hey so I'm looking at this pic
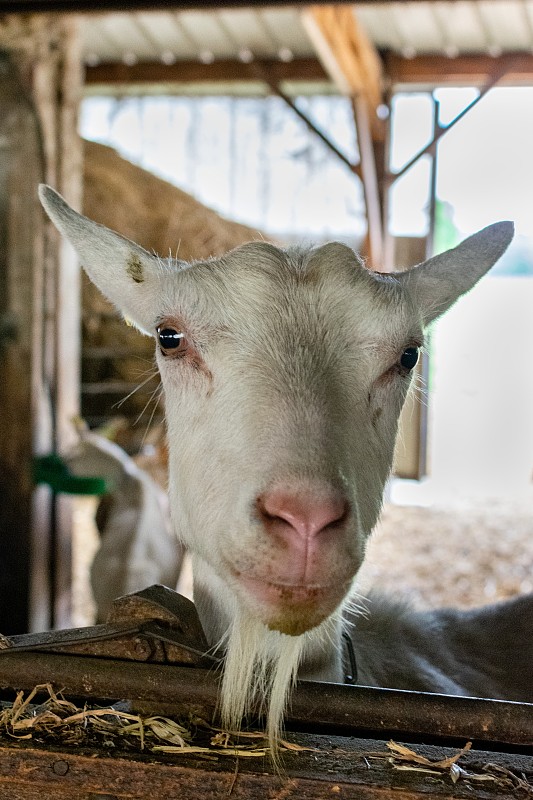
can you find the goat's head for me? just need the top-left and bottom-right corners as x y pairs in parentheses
(39, 185), (513, 742)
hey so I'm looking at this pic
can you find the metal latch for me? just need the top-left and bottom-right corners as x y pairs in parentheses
(0, 585), (217, 668)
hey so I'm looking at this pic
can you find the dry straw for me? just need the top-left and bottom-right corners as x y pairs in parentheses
(0, 683), (311, 759)
(0, 684), (530, 795)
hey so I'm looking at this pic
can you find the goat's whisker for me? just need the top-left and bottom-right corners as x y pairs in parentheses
(138, 385), (164, 448)
(113, 370), (160, 410)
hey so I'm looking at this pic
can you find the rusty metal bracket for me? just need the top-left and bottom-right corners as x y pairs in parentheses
(0, 585), (218, 668)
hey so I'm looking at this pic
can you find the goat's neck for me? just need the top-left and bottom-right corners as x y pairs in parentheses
(192, 555), (344, 683)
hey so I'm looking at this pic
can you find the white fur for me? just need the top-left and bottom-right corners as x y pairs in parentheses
(39, 185), (514, 747)
(65, 431), (182, 621)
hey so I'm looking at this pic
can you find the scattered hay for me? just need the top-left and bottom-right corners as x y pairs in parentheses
(0, 684), (308, 760)
(0, 685), (530, 794)
(385, 740), (533, 795)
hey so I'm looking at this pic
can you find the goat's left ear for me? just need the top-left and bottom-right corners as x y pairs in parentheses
(39, 184), (168, 335)
(398, 221), (514, 325)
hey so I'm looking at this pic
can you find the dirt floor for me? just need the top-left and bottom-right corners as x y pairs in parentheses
(357, 487), (533, 610)
(73, 486), (533, 627)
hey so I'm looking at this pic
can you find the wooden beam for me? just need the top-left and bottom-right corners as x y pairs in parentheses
(387, 52), (533, 87)
(0, 52), (40, 635)
(388, 56), (517, 186)
(352, 95), (383, 267)
(251, 62), (361, 177)
(2, 736), (531, 799)
(85, 57), (329, 88)
(300, 5), (386, 266)
(301, 4), (385, 140)
(2, 0), (523, 11)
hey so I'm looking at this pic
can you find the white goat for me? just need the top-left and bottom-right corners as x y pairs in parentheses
(40, 186), (527, 747)
(65, 429), (182, 622)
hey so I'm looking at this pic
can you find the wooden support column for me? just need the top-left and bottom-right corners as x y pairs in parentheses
(0, 15), (83, 633)
(0, 53), (43, 635)
(40, 16), (83, 631)
(302, 4), (386, 267)
(351, 95), (386, 268)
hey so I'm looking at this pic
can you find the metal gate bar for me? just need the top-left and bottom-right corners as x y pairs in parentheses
(0, 651), (530, 749)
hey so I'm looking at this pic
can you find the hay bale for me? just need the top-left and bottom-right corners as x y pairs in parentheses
(81, 140), (267, 429)
(83, 139), (263, 260)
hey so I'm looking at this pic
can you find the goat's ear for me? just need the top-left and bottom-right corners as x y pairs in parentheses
(398, 221), (514, 325)
(39, 184), (166, 335)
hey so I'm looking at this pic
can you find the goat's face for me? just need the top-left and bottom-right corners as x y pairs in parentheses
(157, 242), (417, 635)
(39, 186), (513, 642)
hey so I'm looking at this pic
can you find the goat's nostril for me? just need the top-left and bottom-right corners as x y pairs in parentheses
(256, 487), (349, 540)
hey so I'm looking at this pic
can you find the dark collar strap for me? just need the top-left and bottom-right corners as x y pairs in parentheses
(342, 630), (358, 685)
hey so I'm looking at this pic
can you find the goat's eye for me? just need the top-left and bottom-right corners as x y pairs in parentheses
(400, 347), (419, 371)
(157, 326), (186, 356)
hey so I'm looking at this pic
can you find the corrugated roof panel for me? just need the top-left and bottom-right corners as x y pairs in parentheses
(134, 12), (198, 61)
(431, 1), (487, 54)
(477, 0), (532, 51)
(93, 13), (161, 61)
(217, 9), (277, 58)
(256, 8), (315, 58)
(404, 3), (448, 52)
(352, 0), (533, 55)
(387, 3), (446, 55)
(176, 11), (236, 60)
(355, 4), (405, 52)
(82, 15), (122, 63)
(80, 3), (533, 75)
(524, 1), (533, 42)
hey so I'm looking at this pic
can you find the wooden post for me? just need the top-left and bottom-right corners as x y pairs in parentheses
(301, 5), (386, 267)
(0, 15), (83, 633)
(0, 53), (43, 634)
(351, 95), (384, 268)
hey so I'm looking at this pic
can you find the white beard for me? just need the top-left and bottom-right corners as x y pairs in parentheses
(218, 604), (343, 750)
(193, 556), (345, 751)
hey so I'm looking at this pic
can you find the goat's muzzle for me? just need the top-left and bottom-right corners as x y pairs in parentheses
(232, 482), (356, 635)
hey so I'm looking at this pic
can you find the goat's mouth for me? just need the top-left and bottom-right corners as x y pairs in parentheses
(234, 573), (350, 636)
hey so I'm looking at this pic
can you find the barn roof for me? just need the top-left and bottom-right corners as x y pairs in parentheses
(80, 2), (533, 96)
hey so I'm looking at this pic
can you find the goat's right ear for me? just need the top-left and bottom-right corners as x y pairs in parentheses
(39, 184), (166, 335)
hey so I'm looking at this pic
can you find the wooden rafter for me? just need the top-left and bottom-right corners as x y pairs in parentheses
(387, 52), (533, 87)
(388, 55), (519, 186)
(301, 4), (385, 140)
(302, 4), (386, 267)
(85, 57), (328, 88)
(250, 61), (361, 177)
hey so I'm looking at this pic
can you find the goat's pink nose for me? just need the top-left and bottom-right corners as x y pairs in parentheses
(256, 487), (349, 541)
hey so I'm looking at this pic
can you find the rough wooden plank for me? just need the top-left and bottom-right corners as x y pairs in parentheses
(386, 52), (533, 87)
(50, 17), (83, 630)
(31, 15), (84, 631)
(0, 734), (529, 800)
(85, 56), (329, 87)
